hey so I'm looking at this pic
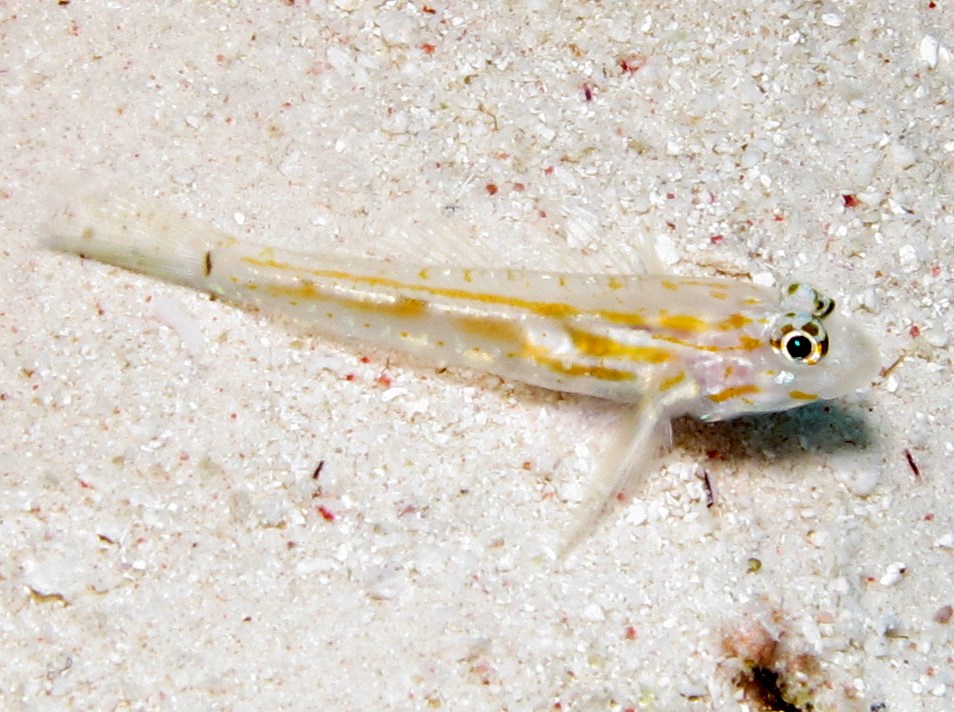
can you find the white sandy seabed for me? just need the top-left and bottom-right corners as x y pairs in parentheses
(1, 2), (952, 711)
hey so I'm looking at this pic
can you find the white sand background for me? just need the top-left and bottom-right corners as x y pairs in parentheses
(3, 2), (953, 710)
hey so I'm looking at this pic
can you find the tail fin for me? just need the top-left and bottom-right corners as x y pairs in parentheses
(44, 193), (238, 290)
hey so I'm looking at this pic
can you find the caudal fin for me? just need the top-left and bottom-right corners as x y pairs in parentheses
(44, 192), (238, 289)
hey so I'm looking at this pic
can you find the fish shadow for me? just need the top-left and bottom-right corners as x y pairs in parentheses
(669, 401), (876, 472)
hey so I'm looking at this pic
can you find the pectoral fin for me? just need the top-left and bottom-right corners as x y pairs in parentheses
(560, 390), (671, 557)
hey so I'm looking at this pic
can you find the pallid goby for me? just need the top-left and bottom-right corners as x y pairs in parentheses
(45, 193), (879, 551)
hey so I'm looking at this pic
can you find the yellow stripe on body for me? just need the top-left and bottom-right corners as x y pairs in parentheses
(707, 384), (761, 403)
(522, 344), (637, 382)
(451, 315), (526, 348)
(653, 334), (763, 352)
(657, 312), (707, 332)
(566, 325), (672, 364)
(660, 371), (686, 391)
(656, 311), (751, 333)
(245, 257), (751, 330)
(244, 256), (760, 336)
(716, 313), (752, 330)
(243, 258), (766, 380)
(245, 256), (585, 319)
(265, 280), (430, 319)
(453, 316), (641, 383)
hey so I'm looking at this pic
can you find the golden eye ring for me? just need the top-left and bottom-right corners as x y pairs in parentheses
(771, 313), (829, 365)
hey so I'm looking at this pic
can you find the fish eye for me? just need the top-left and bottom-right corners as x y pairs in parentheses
(771, 313), (829, 365)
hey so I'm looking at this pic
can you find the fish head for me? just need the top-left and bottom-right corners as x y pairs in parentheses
(696, 282), (879, 421)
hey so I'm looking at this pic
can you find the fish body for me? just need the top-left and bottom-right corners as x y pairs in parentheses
(46, 194), (879, 545)
(209, 251), (873, 419)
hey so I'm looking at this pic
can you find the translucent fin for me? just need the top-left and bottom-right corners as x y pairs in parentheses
(364, 191), (664, 275)
(46, 189), (666, 286)
(560, 391), (669, 558)
(44, 192), (237, 290)
(559, 199), (664, 275)
(360, 193), (493, 267)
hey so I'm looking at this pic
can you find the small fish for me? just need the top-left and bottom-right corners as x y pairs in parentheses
(45, 193), (879, 548)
